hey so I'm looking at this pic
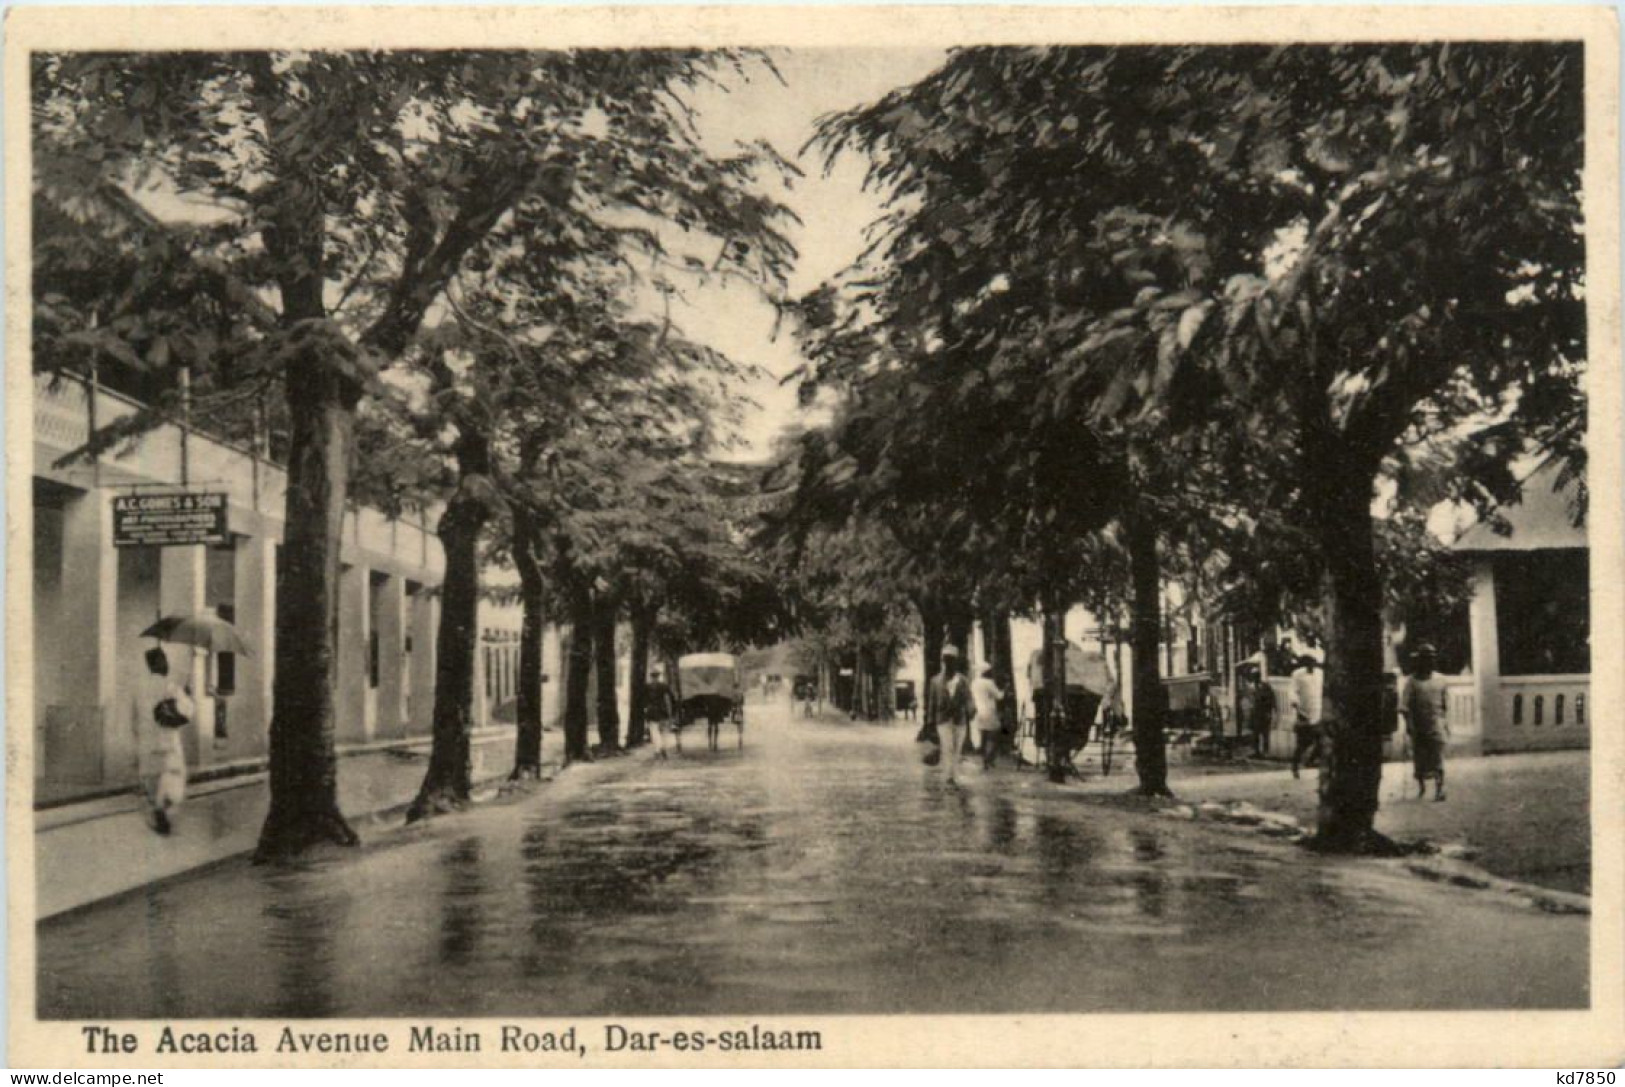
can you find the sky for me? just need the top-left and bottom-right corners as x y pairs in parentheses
(671, 48), (948, 461)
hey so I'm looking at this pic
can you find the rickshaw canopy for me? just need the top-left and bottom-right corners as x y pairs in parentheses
(677, 653), (742, 699)
(1027, 642), (1115, 695)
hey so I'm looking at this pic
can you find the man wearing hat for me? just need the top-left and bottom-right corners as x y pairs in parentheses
(926, 645), (972, 784)
(1288, 653), (1324, 779)
(1402, 642), (1449, 801)
(644, 666), (676, 760)
(970, 661), (1007, 770)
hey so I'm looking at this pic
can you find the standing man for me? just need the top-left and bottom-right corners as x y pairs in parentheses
(132, 646), (193, 835)
(970, 662), (1006, 770)
(1247, 671), (1276, 758)
(644, 667), (676, 760)
(1289, 654), (1324, 779)
(1402, 643), (1450, 801)
(927, 646), (972, 784)
(1075, 642), (1118, 746)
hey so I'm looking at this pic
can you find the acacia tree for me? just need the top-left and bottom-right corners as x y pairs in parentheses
(506, 354), (772, 767)
(35, 49), (796, 858)
(811, 43), (1582, 815)
(1058, 45), (1583, 848)
(787, 153), (1141, 782)
(612, 463), (785, 745)
(829, 44), (1582, 845)
(807, 55), (1207, 785)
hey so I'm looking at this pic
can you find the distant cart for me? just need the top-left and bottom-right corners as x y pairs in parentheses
(793, 674), (819, 715)
(1163, 673), (1220, 739)
(1166, 673), (1238, 759)
(894, 679), (918, 719)
(677, 652), (744, 751)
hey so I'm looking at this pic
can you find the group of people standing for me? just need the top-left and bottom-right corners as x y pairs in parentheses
(921, 634), (1452, 800)
(924, 645), (1006, 785)
(1242, 640), (1450, 801)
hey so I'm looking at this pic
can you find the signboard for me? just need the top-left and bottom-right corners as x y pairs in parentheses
(112, 492), (228, 547)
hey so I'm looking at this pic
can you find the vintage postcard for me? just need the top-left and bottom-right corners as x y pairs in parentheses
(5, 4), (1622, 1069)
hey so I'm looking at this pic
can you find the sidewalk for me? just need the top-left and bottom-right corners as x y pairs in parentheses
(1162, 750), (1590, 895)
(35, 727), (522, 919)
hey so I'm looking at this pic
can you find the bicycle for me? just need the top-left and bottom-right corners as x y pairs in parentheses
(1094, 709), (1126, 777)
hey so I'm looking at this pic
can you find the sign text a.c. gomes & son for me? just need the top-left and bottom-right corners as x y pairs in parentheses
(111, 492), (229, 548)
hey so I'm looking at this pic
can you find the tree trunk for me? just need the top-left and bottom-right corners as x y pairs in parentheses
(945, 609), (973, 661)
(562, 587), (594, 764)
(255, 356), (361, 860)
(860, 644), (876, 719)
(879, 642), (896, 720)
(510, 509), (546, 780)
(406, 464), (489, 823)
(593, 596), (620, 751)
(983, 606), (1018, 732)
(1127, 504), (1172, 796)
(917, 596), (944, 743)
(1041, 600), (1069, 783)
(626, 606), (654, 747)
(1312, 481), (1391, 851)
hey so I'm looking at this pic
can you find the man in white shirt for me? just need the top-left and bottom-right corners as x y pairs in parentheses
(970, 662), (1005, 770)
(1289, 654), (1324, 779)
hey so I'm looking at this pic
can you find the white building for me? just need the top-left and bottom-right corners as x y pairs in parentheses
(29, 372), (538, 806)
(1454, 460), (1590, 754)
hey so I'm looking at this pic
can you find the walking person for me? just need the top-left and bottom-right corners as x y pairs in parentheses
(644, 667), (677, 760)
(970, 662), (1006, 770)
(1246, 670), (1275, 757)
(1402, 643), (1449, 801)
(131, 646), (193, 835)
(926, 646), (972, 784)
(1289, 654), (1324, 779)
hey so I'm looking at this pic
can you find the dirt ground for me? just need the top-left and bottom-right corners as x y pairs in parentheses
(1158, 750), (1590, 895)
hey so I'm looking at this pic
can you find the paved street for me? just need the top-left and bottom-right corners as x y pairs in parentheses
(38, 703), (1586, 1019)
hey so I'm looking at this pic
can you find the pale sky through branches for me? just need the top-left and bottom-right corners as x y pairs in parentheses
(124, 49), (949, 461)
(678, 48), (947, 461)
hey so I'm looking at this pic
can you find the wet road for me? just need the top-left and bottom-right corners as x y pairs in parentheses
(38, 704), (1586, 1018)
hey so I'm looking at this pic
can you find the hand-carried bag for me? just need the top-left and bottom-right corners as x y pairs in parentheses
(153, 697), (191, 730)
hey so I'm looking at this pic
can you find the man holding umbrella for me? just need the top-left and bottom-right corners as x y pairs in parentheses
(135, 612), (252, 834)
(131, 645), (193, 835)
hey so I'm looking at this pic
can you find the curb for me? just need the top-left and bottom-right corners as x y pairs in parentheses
(1154, 797), (1591, 917)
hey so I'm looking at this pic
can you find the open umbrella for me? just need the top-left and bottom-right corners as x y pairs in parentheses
(141, 613), (253, 656)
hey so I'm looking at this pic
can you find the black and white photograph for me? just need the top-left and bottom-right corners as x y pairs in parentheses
(6, 4), (1621, 1068)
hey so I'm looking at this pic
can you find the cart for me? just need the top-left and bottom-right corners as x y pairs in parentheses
(894, 679), (918, 720)
(1023, 643), (1121, 778)
(677, 652), (744, 751)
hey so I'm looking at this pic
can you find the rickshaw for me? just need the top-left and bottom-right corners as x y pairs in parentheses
(676, 652), (744, 751)
(1021, 642), (1122, 778)
(793, 674), (819, 716)
(894, 679), (918, 720)
(1164, 673), (1223, 754)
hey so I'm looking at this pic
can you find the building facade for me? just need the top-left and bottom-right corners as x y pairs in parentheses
(30, 372), (534, 805)
(1455, 462), (1590, 754)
